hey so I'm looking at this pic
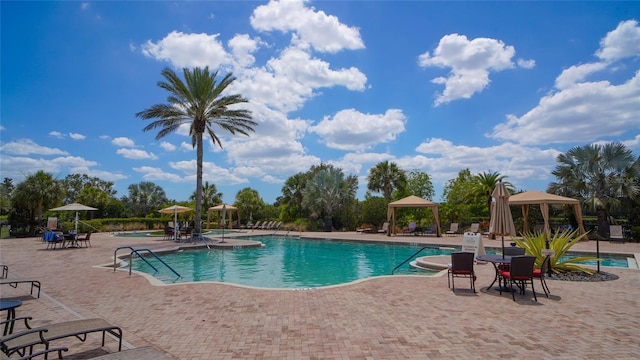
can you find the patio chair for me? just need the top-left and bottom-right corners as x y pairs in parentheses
(499, 255), (537, 301)
(609, 225), (624, 243)
(447, 252), (476, 293)
(76, 232), (92, 247)
(533, 255), (551, 297)
(468, 223), (479, 233)
(0, 278), (41, 298)
(163, 226), (174, 240)
(43, 232), (64, 250)
(0, 265), (7, 279)
(1, 317), (122, 358)
(503, 246), (525, 256)
(356, 225), (372, 234)
(445, 223), (459, 236)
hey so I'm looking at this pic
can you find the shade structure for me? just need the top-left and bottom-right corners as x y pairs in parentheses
(508, 190), (587, 240)
(159, 205), (192, 242)
(50, 203), (98, 234)
(207, 204), (239, 229)
(386, 195), (442, 236)
(490, 182), (516, 258)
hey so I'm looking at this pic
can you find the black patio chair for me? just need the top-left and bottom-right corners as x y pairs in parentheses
(447, 252), (476, 293)
(499, 255), (537, 301)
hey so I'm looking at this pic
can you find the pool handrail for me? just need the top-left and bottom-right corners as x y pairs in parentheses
(113, 246), (181, 278)
(391, 246), (441, 275)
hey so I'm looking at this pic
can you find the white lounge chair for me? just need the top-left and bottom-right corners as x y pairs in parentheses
(445, 223), (459, 236)
(610, 225), (624, 243)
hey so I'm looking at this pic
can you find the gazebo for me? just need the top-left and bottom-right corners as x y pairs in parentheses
(207, 204), (239, 229)
(387, 195), (442, 237)
(508, 190), (587, 240)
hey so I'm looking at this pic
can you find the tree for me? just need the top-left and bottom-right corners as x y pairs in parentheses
(441, 169), (477, 223)
(472, 171), (513, 217)
(548, 143), (640, 237)
(122, 182), (168, 217)
(302, 166), (358, 231)
(367, 161), (407, 201)
(280, 172), (307, 219)
(137, 66), (256, 236)
(10, 171), (62, 234)
(61, 174), (117, 204)
(0, 178), (14, 216)
(234, 187), (264, 223)
(190, 181), (223, 211)
(393, 170), (435, 200)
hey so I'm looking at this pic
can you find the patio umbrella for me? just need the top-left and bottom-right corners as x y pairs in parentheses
(159, 205), (192, 242)
(50, 203), (98, 234)
(490, 181), (516, 258)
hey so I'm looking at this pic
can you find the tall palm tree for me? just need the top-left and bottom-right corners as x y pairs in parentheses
(367, 161), (407, 201)
(137, 67), (256, 235)
(302, 167), (357, 231)
(472, 171), (513, 216)
(190, 181), (223, 212)
(548, 143), (640, 237)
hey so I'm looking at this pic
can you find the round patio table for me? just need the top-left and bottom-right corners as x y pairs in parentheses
(0, 299), (22, 335)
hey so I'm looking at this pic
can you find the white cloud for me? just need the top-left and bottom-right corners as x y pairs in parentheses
(411, 138), (561, 188)
(228, 34), (260, 68)
(418, 33), (529, 105)
(111, 137), (135, 147)
(517, 58), (536, 69)
(250, 0), (365, 53)
(133, 166), (184, 182)
(0, 139), (68, 156)
(596, 20), (640, 62)
(180, 142), (194, 151)
(69, 132), (86, 140)
(160, 141), (177, 151)
(141, 31), (230, 69)
(554, 62), (607, 90)
(116, 148), (158, 160)
(49, 131), (65, 139)
(309, 109), (406, 151)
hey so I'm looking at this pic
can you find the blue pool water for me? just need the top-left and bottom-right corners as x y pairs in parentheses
(129, 236), (630, 289)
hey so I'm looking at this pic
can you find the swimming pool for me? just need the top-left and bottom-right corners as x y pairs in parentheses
(128, 236), (630, 289)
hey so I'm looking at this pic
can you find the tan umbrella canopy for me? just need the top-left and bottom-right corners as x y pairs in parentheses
(387, 195), (442, 236)
(490, 182), (517, 257)
(50, 202), (98, 234)
(509, 190), (587, 240)
(207, 204), (239, 229)
(159, 205), (192, 242)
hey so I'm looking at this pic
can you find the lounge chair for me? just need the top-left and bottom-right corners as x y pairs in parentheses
(0, 278), (41, 298)
(403, 222), (417, 236)
(1, 318), (122, 357)
(90, 346), (173, 359)
(468, 223), (479, 233)
(356, 226), (372, 234)
(76, 232), (92, 247)
(445, 223), (459, 236)
(0, 265), (7, 279)
(378, 222), (389, 234)
(609, 225), (624, 243)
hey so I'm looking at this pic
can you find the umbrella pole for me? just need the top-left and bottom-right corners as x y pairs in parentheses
(501, 235), (505, 259)
(174, 210), (178, 242)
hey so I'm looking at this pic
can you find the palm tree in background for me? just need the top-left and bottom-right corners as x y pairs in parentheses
(137, 67), (256, 235)
(190, 181), (223, 211)
(302, 166), (358, 231)
(472, 171), (513, 216)
(123, 181), (168, 217)
(367, 161), (407, 201)
(548, 143), (640, 237)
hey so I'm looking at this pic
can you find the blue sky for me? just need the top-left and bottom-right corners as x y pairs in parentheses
(2, 1), (639, 205)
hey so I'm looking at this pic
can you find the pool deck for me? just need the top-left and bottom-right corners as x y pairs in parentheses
(1, 231), (639, 359)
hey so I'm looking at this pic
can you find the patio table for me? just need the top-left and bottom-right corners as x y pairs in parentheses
(476, 254), (512, 291)
(1, 299), (22, 335)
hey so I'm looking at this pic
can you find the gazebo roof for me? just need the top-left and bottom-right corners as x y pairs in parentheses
(388, 195), (438, 208)
(509, 190), (579, 205)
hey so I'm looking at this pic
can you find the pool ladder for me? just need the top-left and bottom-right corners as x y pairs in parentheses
(113, 246), (180, 278)
(391, 246), (440, 274)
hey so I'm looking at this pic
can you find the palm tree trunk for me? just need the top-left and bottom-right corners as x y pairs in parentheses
(195, 133), (204, 235)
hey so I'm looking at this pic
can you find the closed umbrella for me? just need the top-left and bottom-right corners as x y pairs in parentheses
(159, 205), (192, 242)
(490, 181), (516, 258)
(50, 203), (98, 235)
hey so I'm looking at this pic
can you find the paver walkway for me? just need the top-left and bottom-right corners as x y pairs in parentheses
(1, 231), (639, 359)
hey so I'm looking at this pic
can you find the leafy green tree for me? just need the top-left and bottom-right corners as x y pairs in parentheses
(472, 171), (513, 217)
(61, 174), (117, 204)
(280, 172), (307, 219)
(190, 181), (223, 211)
(367, 161), (407, 201)
(137, 66), (256, 236)
(360, 195), (388, 228)
(302, 166), (357, 231)
(441, 169), (478, 223)
(394, 170), (435, 200)
(10, 171), (62, 234)
(548, 143), (640, 237)
(234, 187), (264, 223)
(0, 178), (14, 216)
(122, 182), (168, 217)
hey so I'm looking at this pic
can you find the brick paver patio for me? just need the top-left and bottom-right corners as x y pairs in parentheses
(1, 231), (639, 359)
